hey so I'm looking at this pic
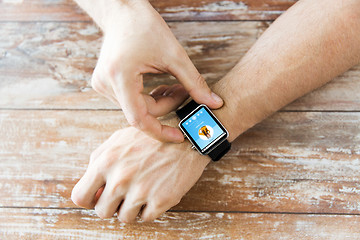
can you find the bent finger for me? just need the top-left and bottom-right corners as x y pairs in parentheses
(145, 84), (188, 117)
(111, 73), (184, 143)
(71, 168), (105, 209)
(141, 198), (179, 222)
(149, 85), (170, 99)
(139, 113), (184, 143)
(118, 195), (146, 223)
(91, 68), (120, 107)
(95, 184), (125, 219)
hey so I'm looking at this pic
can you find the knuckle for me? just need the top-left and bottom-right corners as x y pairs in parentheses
(92, 167), (104, 183)
(106, 62), (119, 81)
(103, 148), (117, 160)
(153, 196), (171, 210)
(130, 187), (148, 203)
(193, 73), (206, 88)
(141, 211), (155, 222)
(109, 179), (129, 195)
(70, 188), (82, 206)
(91, 63), (122, 93)
(89, 151), (97, 163)
(187, 74), (207, 97)
(97, 149), (118, 170)
(141, 206), (163, 222)
(119, 210), (136, 223)
(95, 205), (113, 219)
(91, 76), (103, 93)
(71, 188), (90, 208)
(104, 58), (132, 84)
(188, 73), (210, 98)
(127, 116), (146, 131)
(109, 167), (138, 194)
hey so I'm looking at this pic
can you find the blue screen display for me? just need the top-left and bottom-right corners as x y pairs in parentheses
(181, 106), (226, 151)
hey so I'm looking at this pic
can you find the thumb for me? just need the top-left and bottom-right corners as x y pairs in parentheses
(167, 51), (223, 109)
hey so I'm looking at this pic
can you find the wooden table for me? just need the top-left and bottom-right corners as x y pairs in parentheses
(1, 0), (360, 239)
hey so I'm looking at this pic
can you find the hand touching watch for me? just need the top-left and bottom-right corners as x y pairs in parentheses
(75, 0), (223, 143)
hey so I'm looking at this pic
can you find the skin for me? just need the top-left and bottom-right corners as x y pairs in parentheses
(72, 126), (209, 222)
(74, 0), (223, 143)
(72, 0), (360, 222)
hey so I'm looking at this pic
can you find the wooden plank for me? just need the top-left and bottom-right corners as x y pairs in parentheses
(0, 21), (258, 110)
(152, 0), (296, 21)
(1, 21), (360, 110)
(0, 208), (359, 239)
(0, 0), (296, 22)
(1, 110), (360, 213)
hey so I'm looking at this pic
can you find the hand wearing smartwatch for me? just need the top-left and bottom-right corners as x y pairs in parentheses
(71, 0), (360, 223)
(176, 100), (231, 161)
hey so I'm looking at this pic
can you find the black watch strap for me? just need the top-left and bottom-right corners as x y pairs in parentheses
(208, 139), (231, 161)
(176, 100), (200, 119)
(176, 100), (231, 161)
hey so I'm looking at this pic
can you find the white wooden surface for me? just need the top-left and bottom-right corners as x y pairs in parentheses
(1, 0), (360, 239)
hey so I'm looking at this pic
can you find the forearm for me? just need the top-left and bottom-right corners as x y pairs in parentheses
(74, 0), (148, 31)
(213, 0), (360, 142)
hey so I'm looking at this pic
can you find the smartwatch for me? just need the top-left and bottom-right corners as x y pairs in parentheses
(176, 100), (231, 161)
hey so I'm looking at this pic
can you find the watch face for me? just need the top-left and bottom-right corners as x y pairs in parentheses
(179, 105), (228, 154)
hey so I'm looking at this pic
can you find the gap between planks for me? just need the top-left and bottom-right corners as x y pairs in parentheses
(2, 206), (360, 216)
(1, 208), (360, 240)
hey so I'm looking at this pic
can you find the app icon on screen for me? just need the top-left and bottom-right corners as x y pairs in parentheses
(198, 125), (214, 140)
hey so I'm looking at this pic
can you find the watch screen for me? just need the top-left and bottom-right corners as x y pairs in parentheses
(180, 105), (227, 153)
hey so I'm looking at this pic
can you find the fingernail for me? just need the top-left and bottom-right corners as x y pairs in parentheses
(211, 92), (223, 104)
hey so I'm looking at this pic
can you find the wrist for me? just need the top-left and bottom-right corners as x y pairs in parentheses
(211, 74), (263, 143)
(101, 0), (151, 33)
(160, 112), (211, 165)
(212, 99), (255, 143)
(180, 138), (212, 165)
(75, 0), (150, 32)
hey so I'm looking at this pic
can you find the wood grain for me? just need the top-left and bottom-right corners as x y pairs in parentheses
(1, 208), (359, 240)
(1, 21), (360, 110)
(0, 0), (296, 22)
(2, 0), (357, 237)
(1, 110), (360, 214)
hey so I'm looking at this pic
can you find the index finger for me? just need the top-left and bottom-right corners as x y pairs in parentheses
(111, 72), (184, 143)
